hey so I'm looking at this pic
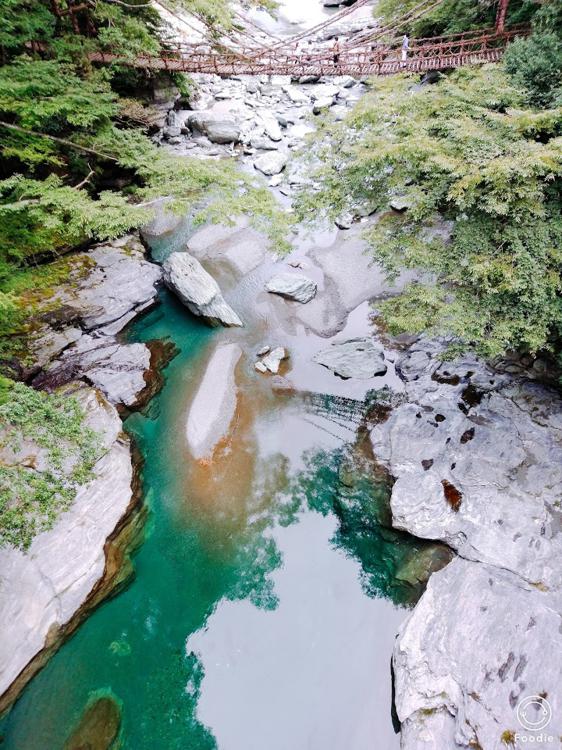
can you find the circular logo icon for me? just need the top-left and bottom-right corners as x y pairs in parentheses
(517, 695), (552, 732)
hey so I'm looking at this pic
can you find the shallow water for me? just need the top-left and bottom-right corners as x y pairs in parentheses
(0, 278), (432, 748)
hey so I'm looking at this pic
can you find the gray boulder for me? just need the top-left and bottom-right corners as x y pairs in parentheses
(265, 272), (317, 303)
(313, 96), (335, 115)
(254, 151), (288, 176)
(371, 340), (562, 750)
(187, 112), (240, 144)
(163, 252), (243, 327)
(33, 335), (152, 408)
(77, 240), (162, 331)
(370, 343), (562, 589)
(313, 338), (387, 379)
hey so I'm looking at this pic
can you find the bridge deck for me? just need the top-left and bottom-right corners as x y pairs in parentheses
(87, 26), (526, 77)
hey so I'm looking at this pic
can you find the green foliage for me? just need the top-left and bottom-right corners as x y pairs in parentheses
(504, 1), (562, 108)
(297, 67), (562, 358)
(0, 383), (101, 549)
(376, 0), (536, 37)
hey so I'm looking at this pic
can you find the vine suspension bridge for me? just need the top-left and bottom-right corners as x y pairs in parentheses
(81, 0), (528, 77)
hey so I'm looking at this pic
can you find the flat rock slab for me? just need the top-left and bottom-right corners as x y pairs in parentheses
(313, 338), (387, 379)
(163, 252), (243, 327)
(265, 273), (317, 303)
(78, 241), (162, 331)
(185, 343), (242, 461)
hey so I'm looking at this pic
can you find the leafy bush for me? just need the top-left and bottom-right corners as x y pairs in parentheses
(504, 27), (562, 107)
(0, 383), (102, 549)
(375, 0), (536, 37)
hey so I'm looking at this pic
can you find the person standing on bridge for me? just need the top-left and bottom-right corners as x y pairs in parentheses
(401, 34), (409, 64)
(332, 36), (341, 68)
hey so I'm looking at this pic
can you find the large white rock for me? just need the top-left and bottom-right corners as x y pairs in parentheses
(163, 252), (243, 327)
(78, 240), (162, 330)
(265, 272), (317, 303)
(0, 387), (133, 701)
(185, 343), (242, 460)
(370, 341), (562, 749)
(394, 558), (562, 750)
(370, 343), (562, 589)
(254, 151), (288, 176)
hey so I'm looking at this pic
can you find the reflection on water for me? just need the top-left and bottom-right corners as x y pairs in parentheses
(187, 513), (404, 750)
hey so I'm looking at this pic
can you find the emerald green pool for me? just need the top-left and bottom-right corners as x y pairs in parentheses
(0, 291), (425, 750)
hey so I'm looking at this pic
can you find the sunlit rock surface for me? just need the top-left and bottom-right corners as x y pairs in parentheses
(394, 558), (562, 750)
(163, 252), (243, 327)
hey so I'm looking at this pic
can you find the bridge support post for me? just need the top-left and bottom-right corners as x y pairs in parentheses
(495, 0), (509, 32)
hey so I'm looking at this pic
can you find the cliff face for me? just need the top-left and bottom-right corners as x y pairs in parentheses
(370, 341), (562, 749)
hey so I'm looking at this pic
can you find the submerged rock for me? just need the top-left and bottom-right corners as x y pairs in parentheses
(265, 272), (317, 303)
(185, 343), (242, 460)
(313, 338), (387, 379)
(140, 198), (185, 241)
(64, 694), (121, 750)
(163, 252), (243, 327)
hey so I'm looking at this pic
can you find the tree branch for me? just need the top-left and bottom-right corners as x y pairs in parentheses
(0, 121), (118, 162)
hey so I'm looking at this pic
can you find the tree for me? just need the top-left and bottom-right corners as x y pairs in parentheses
(504, 1), (562, 107)
(296, 66), (562, 359)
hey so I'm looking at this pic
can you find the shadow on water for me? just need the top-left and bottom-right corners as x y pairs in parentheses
(0, 291), (446, 750)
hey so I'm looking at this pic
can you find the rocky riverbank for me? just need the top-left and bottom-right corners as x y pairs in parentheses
(371, 342), (562, 749)
(0, 237), (163, 710)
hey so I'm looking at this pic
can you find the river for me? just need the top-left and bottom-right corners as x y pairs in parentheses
(0, 281), (426, 749)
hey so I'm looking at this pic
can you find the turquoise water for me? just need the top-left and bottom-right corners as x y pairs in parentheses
(0, 290), (426, 749)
